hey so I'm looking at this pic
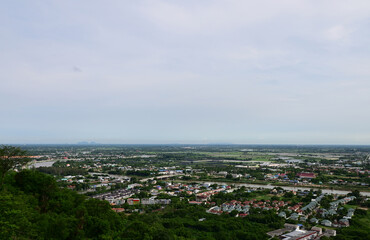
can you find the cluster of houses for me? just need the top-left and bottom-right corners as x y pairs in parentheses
(301, 194), (325, 212)
(126, 198), (171, 205)
(162, 182), (233, 198)
(207, 199), (289, 216)
(264, 173), (288, 180)
(93, 192), (172, 206)
(158, 167), (184, 175)
(278, 194), (356, 228)
(204, 191), (357, 229)
(196, 188), (230, 202)
(207, 201), (249, 217)
(106, 198), (171, 214)
(142, 198), (171, 205)
(92, 188), (136, 205)
(278, 194), (325, 221)
(317, 196), (356, 227)
(60, 172), (132, 192)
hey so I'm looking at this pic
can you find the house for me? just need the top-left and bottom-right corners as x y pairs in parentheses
(328, 209), (337, 215)
(207, 206), (223, 215)
(289, 213), (299, 221)
(320, 209), (329, 218)
(311, 227), (322, 234)
(321, 220), (332, 227)
(112, 208), (125, 213)
(278, 212), (287, 218)
(155, 199), (171, 205)
(310, 218), (318, 224)
(323, 229), (336, 237)
(127, 198), (140, 205)
(218, 171), (228, 177)
(141, 198), (156, 205)
(189, 201), (203, 205)
(344, 208), (355, 219)
(339, 218), (350, 227)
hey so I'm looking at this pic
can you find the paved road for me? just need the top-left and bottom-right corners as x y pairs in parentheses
(189, 180), (370, 197)
(140, 174), (185, 182)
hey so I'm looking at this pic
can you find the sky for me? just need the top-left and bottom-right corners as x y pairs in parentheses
(1, 0), (370, 144)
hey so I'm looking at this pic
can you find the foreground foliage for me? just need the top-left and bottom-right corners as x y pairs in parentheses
(1, 170), (275, 239)
(2, 169), (368, 239)
(0, 145), (30, 189)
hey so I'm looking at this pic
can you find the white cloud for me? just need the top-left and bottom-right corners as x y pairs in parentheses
(324, 25), (350, 41)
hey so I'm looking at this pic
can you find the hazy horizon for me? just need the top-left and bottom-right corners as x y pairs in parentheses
(3, 141), (370, 146)
(1, 1), (370, 144)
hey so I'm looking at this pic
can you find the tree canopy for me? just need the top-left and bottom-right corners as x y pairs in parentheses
(0, 145), (30, 189)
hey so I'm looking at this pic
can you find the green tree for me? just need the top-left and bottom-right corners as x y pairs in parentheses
(0, 146), (30, 189)
(0, 192), (37, 239)
(229, 210), (239, 217)
(15, 170), (57, 213)
(350, 189), (360, 198)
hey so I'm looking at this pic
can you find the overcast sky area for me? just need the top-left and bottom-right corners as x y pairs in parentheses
(1, 0), (370, 144)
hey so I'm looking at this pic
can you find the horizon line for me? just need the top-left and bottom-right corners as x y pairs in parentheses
(2, 143), (370, 146)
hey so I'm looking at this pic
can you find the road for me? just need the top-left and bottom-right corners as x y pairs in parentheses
(140, 174), (185, 182)
(185, 180), (370, 197)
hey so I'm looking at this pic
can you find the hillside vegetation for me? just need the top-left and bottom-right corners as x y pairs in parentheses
(1, 170), (275, 240)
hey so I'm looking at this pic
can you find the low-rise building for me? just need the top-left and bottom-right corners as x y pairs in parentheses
(321, 219), (332, 227)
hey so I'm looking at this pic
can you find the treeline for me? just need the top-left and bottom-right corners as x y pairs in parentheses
(37, 166), (87, 176)
(126, 170), (152, 177)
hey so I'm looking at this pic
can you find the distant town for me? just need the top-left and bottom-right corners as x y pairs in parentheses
(16, 144), (369, 239)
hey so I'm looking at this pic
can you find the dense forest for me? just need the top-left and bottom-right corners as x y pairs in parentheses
(1, 169), (278, 239)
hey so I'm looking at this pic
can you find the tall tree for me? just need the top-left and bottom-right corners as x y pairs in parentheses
(0, 145), (30, 189)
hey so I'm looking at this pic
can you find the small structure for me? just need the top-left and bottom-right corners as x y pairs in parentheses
(344, 208), (355, 219)
(189, 201), (203, 205)
(127, 198), (140, 205)
(311, 227), (322, 234)
(324, 229), (336, 237)
(289, 213), (299, 221)
(321, 219), (332, 227)
(112, 208), (125, 213)
(266, 223), (297, 238)
(339, 218), (350, 227)
(280, 225), (318, 240)
(278, 212), (287, 218)
(310, 218), (318, 224)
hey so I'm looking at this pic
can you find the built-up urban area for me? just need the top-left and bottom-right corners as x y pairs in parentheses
(24, 144), (370, 239)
